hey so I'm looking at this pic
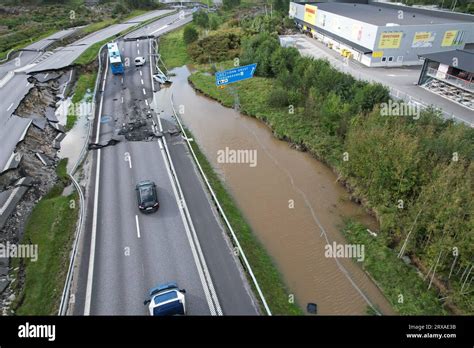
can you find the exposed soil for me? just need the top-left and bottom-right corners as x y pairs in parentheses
(0, 68), (76, 313)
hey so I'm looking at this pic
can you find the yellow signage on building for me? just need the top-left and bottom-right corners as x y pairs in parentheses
(372, 51), (384, 58)
(304, 4), (317, 26)
(378, 32), (402, 49)
(412, 32), (435, 48)
(441, 30), (463, 46)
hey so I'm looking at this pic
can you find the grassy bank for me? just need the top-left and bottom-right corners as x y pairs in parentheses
(12, 159), (79, 315)
(66, 71), (97, 131)
(187, 71), (471, 314)
(185, 128), (302, 315)
(343, 221), (447, 315)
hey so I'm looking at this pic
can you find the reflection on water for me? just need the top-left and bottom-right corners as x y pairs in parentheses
(169, 65), (394, 315)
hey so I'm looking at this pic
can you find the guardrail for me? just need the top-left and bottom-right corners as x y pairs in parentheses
(58, 43), (106, 316)
(426, 67), (474, 92)
(170, 92), (272, 316)
(58, 9), (183, 315)
(0, 49), (16, 64)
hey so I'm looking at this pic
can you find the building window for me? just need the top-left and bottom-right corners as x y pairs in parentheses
(381, 57), (387, 62)
(388, 56), (394, 62)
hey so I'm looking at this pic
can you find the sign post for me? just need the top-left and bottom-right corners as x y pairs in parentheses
(215, 64), (257, 87)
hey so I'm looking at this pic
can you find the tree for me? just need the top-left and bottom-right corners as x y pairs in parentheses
(183, 25), (198, 45)
(209, 14), (220, 30)
(223, 0), (241, 10)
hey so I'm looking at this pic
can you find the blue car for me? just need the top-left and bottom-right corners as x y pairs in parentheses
(144, 282), (186, 316)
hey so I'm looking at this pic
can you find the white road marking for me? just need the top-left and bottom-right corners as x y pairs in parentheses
(151, 25), (168, 35)
(6, 102), (14, 111)
(121, 96), (124, 103)
(142, 88), (146, 95)
(137, 49), (140, 55)
(157, 137), (222, 315)
(0, 177), (26, 215)
(44, 73), (48, 78)
(145, 100), (148, 106)
(121, 77), (124, 84)
(135, 215), (141, 238)
(139, 70), (142, 76)
(84, 54), (109, 316)
(141, 79), (144, 85)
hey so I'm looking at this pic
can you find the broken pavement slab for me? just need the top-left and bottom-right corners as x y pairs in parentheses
(0, 177), (33, 231)
(53, 133), (67, 150)
(0, 116), (32, 174)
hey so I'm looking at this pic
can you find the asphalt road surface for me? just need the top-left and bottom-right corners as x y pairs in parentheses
(0, 10), (174, 174)
(73, 36), (259, 315)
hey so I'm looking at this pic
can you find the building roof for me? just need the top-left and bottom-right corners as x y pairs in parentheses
(314, 2), (472, 26)
(419, 49), (474, 73)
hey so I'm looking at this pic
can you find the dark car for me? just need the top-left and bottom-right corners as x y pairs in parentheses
(136, 180), (159, 213)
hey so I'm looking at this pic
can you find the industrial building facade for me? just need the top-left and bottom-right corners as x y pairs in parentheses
(289, 1), (474, 67)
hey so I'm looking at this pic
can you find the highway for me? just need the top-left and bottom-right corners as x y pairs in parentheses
(73, 32), (259, 315)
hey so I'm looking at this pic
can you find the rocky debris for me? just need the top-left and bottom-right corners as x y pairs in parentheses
(118, 103), (157, 141)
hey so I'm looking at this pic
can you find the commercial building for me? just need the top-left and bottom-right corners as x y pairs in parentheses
(289, 1), (474, 67)
(418, 49), (473, 110)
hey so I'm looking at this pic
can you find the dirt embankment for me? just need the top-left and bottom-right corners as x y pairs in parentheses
(0, 67), (77, 313)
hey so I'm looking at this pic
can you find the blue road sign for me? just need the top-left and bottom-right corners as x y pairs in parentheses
(215, 63), (257, 86)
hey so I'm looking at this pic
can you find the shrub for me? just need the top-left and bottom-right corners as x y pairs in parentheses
(183, 25), (198, 45)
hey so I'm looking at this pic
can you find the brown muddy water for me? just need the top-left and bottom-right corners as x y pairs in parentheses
(169, 66), (395, 315)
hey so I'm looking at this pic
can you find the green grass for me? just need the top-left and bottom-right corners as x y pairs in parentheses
(12, 159), (79, 315)
(342, 221), (448, 315)
(188, 69), (452, 315)
(66, 72), (96, 131)
(74, 39), (109, 66)
(72, 72), (96, 103)
(82, 18), (117, 36)
(185, 127), (302, 315)
(75, 11), (177, 66)
(158, 27), (190, 69)
(0, 28), (58, 60)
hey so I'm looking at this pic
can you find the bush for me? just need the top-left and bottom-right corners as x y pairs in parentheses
(183, 25), (198, 45)
(187, 28), (242, 64)
(267, 87), (289, 107)
(209, 14), (221, 30)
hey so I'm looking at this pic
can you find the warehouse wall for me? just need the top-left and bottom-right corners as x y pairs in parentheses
(372, 23), (474, 66)
(289, 2), (474, 67)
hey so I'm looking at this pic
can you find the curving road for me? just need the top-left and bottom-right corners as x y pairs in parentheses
(73, 33), (259, 315)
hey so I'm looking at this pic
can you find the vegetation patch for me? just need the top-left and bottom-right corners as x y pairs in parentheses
(12, 158), (79, 315)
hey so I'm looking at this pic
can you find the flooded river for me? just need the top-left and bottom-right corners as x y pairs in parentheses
(168, 66), (394, 315)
